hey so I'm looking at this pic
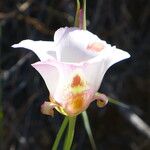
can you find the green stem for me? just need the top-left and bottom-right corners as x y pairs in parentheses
(63, 116), (76, 150)
(74, 0), (80, 27)
(83, 0), (86, 30)
(82, 111), (97, 150)
(108, 97), (130, 109)
(52, 117), (69, 150)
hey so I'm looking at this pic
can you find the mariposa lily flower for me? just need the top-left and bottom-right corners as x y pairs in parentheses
(12, 27), (130, 117)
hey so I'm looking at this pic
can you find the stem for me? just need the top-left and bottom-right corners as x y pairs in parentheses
(82, 111), (97, 150)
(83, 0), (86, 30)
(108, 97), (130, 109)
(63, 116), (76, 150)
(74, 0), (80, 27)
(52, 117), (69, 150)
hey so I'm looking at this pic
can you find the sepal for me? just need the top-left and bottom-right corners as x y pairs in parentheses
(94, 92), (108, 108)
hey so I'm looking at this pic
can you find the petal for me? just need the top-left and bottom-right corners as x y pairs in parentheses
(54, 27), (91, 62)
(55, 28), (96, 62)
(77, 62), (104, 96)
(33, 62), (94, 116)
(54, 27), (78, 43)
(67, 29), (103, 54)
(54, 27), (67, 42)
(32, 60), (60, 96)
(12, 39), (56, 60)
(79, 47), (130, 94)
(52, 65), (95, 115)
(106, 47), (130, 68)
(89, 46), (130, 68)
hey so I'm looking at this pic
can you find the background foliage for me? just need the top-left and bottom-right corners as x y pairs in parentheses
(0, 0), (149, 149)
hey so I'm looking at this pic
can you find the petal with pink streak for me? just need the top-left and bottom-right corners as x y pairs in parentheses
(56, 28), (109, 62)
(88, 46), (130, 68)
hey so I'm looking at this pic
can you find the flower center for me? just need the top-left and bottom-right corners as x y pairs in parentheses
(65, 73), (87, 116)
(51, 73), (88, 116)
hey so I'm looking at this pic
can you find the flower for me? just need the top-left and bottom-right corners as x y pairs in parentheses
(12, 27), (130, 117)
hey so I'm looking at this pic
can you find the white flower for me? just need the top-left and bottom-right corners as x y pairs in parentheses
(12, 27), (130, 116)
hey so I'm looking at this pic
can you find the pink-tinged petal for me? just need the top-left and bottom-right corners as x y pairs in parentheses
(12, 27), (131, 117)
(33, 61), (95, 116)
(88, 46), (130, 68)
(12, 40), (56, 60)
(32, 60), (60, 96)
(66, 29), (105, 53)
(48, 65), (95, 116)
(56, 28), (108, 62)
(74, 48), (130, 98)
(31, 60), (92, 116)
(54, 27), (92, 62)
(54, 28), (92, 62)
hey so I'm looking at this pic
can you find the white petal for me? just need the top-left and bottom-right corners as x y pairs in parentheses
(89, 46), (130, 68)
(56, 28), (108, 62)
(67, 29), (111, 57)
(106, 47), (130, 68)
(67, 29), (101, 52)
(12, 39), (56, 60)
(84, 47), (130, 92)
(31, 61), (60, 96)
(54, 27), (87, 62)
(54, 27), (77, 43)
(82, 61), (105, 93)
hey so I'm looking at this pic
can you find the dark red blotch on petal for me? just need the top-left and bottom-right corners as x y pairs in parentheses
(71, 75), (83, 87)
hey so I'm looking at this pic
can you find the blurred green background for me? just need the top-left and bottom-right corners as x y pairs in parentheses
(0, 0), (149, 149)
